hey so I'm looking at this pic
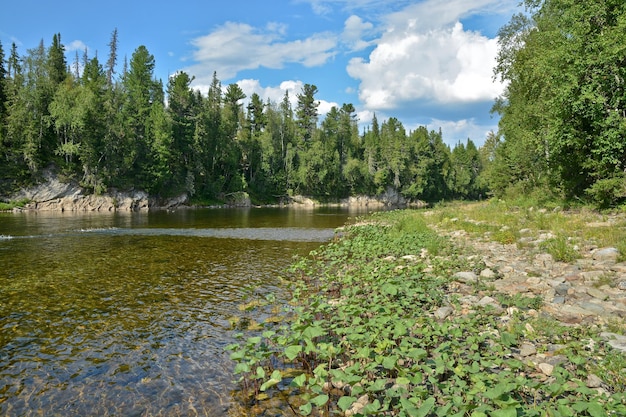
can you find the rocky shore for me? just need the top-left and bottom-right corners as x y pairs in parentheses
(4, 170), (424, 212)
(421, 212), (626, 382)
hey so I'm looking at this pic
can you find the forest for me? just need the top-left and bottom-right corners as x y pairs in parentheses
(0, 30), (486, 205)
(1, 0), (625, 207)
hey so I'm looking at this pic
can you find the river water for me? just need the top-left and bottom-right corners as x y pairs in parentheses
(0, 207), (365, 416)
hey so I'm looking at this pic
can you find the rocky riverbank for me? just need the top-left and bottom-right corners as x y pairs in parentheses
(229, 207), (626, 416)
(3, 170), (423, 212)
(415, 205), (626, 388)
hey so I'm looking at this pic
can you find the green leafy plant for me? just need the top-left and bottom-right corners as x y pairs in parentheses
(228, 209), (626, 416)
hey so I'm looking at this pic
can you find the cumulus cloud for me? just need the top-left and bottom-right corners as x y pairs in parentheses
(422, 118), (498, 147)
(347, 0), (511, 110)
(184, 21), (337, 84)
(341, 15), (374, 51)
(236, 78), (338, 118)
(66, 39), (88, 52)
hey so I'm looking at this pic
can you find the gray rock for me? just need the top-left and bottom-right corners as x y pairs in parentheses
(520, 343), (537, 357)
(578, 302), (607, 315)
(434, 306), (454, 320)
(453, 271), (478, 283)
(600, 332), (626, 353)
(593, 247), (619, 261)
(555, 283), (570, 296)
(552, 296), (566, 304)
(477, 296), (503, 313)
(617, 281), (626, 291)
(459, 295), (480, 305)
(480, 268), (497, 279)
(587, 287), (608, 300)
(586, 374), (603, 388)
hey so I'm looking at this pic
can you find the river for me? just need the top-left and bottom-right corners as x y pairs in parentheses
(0, 207), (367, 416)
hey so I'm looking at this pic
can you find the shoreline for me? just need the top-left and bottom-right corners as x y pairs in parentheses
(1, 170), (427, 213)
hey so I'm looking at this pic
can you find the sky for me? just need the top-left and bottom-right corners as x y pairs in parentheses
(0, 0), (521, 147)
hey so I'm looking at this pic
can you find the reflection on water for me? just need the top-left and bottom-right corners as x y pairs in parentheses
(0, 207), (366, 416)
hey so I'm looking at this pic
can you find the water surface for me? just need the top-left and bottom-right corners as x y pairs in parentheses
(0, 207), (365, 416)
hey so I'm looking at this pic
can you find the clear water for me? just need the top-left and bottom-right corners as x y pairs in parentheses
(0, 207), (365, 416)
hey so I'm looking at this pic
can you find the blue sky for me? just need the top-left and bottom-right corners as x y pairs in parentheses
(1, 0), (520, 146)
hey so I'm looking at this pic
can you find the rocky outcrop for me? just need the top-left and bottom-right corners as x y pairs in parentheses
(287, 187), (427, 208)
(7, 170), (188, 212)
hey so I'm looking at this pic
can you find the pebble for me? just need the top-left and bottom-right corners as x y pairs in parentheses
(586, 374), (603, 388)
(453, 271), (478, 283)
(480, 268), (497, 279)
(434, 306), (454, 320)
(593, 247), (619, 261)
(519, 343), (537, 357)
(537, 363), (554, 376)
(434, 217), (626, 359)
(600, 332), (626, 353)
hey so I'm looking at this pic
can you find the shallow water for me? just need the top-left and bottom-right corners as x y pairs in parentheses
(0, 207), (365, 416)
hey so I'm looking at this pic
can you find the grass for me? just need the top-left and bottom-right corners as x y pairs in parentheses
(228, 206), (626, 416)
(430, 199), (626, 261)
(0, 198), (30, 211)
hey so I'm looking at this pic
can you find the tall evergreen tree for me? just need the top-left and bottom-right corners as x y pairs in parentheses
(121, 45), (160, 186)
(106, 28), (118, 87)
(295, 83), (319, 145)
(47, 33), (67, 86)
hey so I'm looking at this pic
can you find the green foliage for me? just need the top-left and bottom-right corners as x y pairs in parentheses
(493, 0), (626, 208)
(228, 209), (626, 416)
(0, 32), (491, 204)
(539, 236), (580, 262)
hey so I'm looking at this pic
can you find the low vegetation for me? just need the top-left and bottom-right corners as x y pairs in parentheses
(228, 205), (626, 416)
(0, 198), (29, 211)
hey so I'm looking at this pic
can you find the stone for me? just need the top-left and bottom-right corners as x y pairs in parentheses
(578, 302), (607, 315)
(453, 271), (478, 283)
(476, 296), (504, 314)
(401, 255), (418, 262)
(617, 281), (626, 291)
(520, 343), (537, 357)
(552, 296), (566, 304)
(555, 283), (570, 296)
(459, 295), (480, 305)
(534, 253), (554, 268)
(538, 363), (554, 376)
(586, 374), (603, 388)
(434, 306), (454, 320)
(593, 247), (619, 261)
(600, 332), (626, 353)
(480, 268), (497, 279)
(587, 287), (608, 300)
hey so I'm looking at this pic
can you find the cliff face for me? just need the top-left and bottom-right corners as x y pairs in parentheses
(8, 170), (186, 212)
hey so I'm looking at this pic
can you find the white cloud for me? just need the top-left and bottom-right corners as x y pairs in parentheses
(236, 79), (338, 118)
(184, 21), (337, 85)
(422, 118), (497, 147)
(342, 15), (374, 51)
(66, 39), (87, 52)
(346, 0), (512, 110)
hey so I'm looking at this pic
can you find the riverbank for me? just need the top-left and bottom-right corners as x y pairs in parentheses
(1, 169), (425, 212)
(229, 201), (626, 416)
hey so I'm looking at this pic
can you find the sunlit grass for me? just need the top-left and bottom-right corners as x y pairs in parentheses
(425, 199), (626, 260)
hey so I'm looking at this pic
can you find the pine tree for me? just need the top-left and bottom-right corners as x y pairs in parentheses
(295, 83), (319, 145)
(106, 28), (118, 87)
